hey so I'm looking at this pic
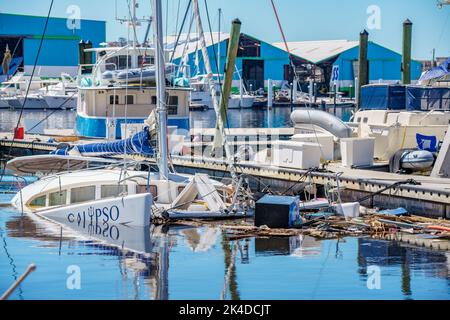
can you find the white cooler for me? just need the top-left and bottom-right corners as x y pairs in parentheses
(271, 141), (321, 169)
(340, 137), (375, 167)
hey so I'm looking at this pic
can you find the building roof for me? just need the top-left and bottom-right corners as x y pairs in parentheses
(272, 40), (359, 64)
(165, 32), (230, 61)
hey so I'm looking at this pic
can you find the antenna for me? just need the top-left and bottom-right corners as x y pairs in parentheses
(115, 0), (152, 45)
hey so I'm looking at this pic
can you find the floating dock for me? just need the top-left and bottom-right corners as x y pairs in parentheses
(2, 132), (450, 219)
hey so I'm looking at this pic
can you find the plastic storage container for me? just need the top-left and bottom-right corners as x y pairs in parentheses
(340, 137), (375, 167)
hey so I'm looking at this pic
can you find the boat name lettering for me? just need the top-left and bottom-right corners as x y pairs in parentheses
(67, 205), (120, 224)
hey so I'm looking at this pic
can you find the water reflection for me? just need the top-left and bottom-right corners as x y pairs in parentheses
(1, 208), (449, 300)
(0, 110), (75, 132)
(358, 238), (449, 299)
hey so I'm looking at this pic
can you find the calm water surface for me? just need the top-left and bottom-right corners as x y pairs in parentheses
(0, 186), (449, 300)
(0, 107), (353, 132)
(0, 108), (447, 300)
(0, 108), (293, 132)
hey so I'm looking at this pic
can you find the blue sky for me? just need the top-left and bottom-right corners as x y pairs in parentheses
(1, 0), (449, 60)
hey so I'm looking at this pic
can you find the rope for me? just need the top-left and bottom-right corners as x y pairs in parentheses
(0, 0), (54, 184)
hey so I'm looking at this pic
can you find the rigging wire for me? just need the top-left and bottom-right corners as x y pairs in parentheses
(203, 0), (231, 133)
(0, 0), (54, 183)
(169, 0), (193, 63)
(269, 0), (326, 161)
(174, 0), (181, 38)
(25, 91), (78, 134)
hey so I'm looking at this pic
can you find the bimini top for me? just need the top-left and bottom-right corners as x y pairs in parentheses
(6, 155), (118, 175)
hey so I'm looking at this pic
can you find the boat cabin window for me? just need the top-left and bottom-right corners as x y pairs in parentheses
(101, 185), (128, 198)
(167, 96), (178, 115)
(70, 186), (96, 204)
(49, 190), (67, 206)
(109, 95), (119, 105)
(118, 55), (131, 70)
(356, 117), (361, 123)
(137, 185), (158, 200)
(105, 57), (117, 71)
(125, 95), (134, 105)
(29, 195), (46, 208)
(105, 56), (131, 71)
(138, 55), (154, 67)
(362, 117), (368, 123)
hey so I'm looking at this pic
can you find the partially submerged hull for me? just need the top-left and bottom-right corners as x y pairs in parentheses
(23, 193), (153, 227)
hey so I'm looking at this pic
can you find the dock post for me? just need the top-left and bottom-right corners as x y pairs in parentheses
(213, 18), (242, 151)
(357, 30), (369, 111)
(293, 78), (298, 105)
(308, 78), (313, 106)
(267, 79), (273, 109)
(402, 19), (413, 85)
(240, 78), (243, 103)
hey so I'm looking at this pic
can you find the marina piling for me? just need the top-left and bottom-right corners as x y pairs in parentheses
(213, 18), (241, 152)
(357, 30), (369, 110)
(402, 19), (413, 85)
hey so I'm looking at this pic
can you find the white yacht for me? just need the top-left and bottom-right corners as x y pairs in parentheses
(0, 72), (58, 109)
(42, 73), (78, 110)
(75, 45), (190, 139)
(190, 74), (254, 110)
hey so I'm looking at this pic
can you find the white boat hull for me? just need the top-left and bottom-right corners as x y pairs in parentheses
(44, 95), (77, 110)
(239, 96), (255, 108)
(24, 193), (152, 227)
(0, 98), (10, 108)
(15, 96), (49, 109)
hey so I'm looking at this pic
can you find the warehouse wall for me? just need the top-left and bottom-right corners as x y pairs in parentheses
(332, 41), (422, 90)
(0, 13), (106, 77)
(173, 36), (290, 90)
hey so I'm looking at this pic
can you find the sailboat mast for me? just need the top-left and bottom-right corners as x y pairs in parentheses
(218, 8), (221, 73)
(152, 0), (169, 180)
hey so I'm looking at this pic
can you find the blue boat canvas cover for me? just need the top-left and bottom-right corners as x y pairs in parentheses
(52, 127), (155, 157)
(419, 57), (450, 81)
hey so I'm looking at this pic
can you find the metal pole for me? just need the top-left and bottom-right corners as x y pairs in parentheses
(218, 8), (222, 74)
(357, 29), (369, 111)
(0, 264), (36, 300)
(402, 19), (412, 85)
(152, 0), (169, 180)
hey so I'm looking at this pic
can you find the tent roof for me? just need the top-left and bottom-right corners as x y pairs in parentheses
(273, 40), (359, 64)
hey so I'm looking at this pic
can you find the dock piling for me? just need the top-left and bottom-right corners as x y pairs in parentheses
(402, 19), (413, 85)
(357, 30), (369, 110)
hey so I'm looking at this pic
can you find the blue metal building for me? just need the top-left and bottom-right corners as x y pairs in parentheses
(170, 32), (293, 91)
(0, 12), (106, 78)
(274, 40), (423, 94)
